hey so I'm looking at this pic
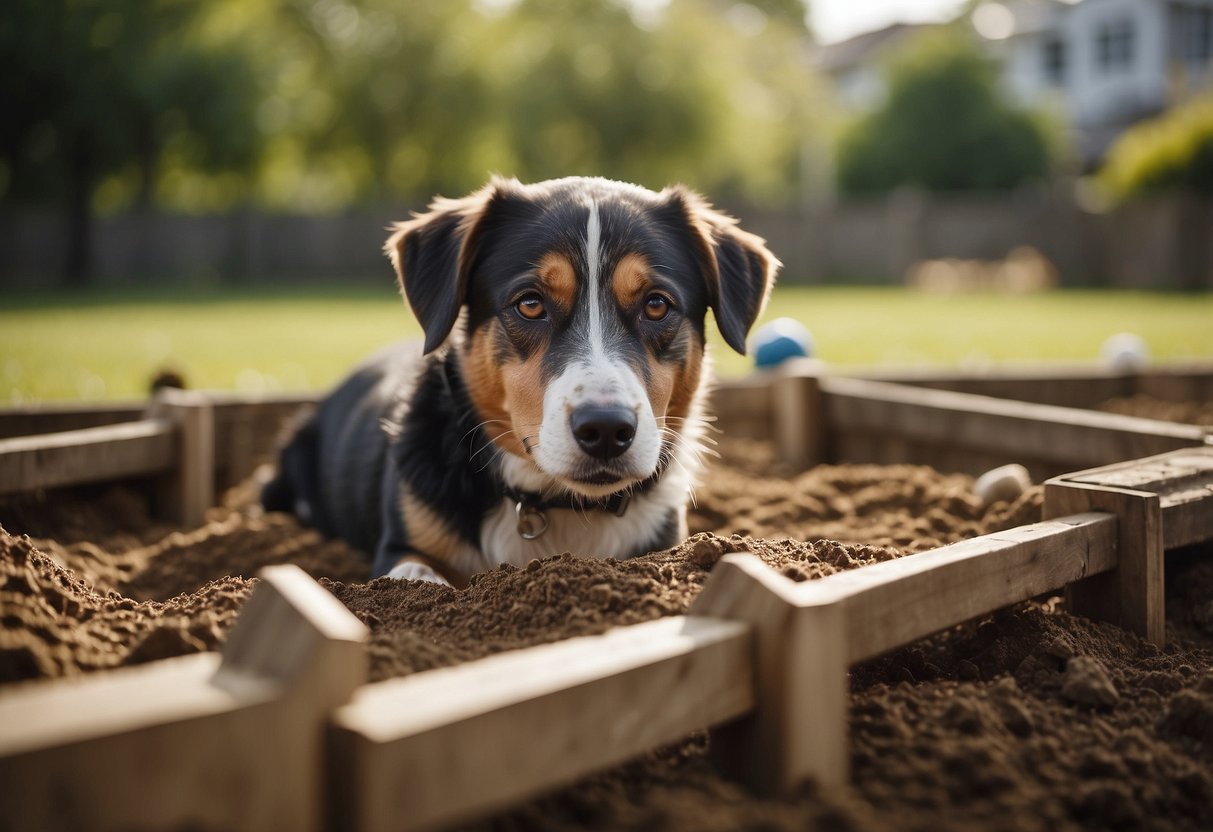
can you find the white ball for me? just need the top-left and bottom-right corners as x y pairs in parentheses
(1100, 333), (1150, 371)
(974, 463), (1032, 507)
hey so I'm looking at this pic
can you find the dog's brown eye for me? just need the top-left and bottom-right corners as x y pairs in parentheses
(515, 294), (547, 320)
(643, 294), (671, 322)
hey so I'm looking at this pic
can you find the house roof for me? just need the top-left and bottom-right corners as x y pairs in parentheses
(996, 0), (1071, 40)
(815, 23), (937, 73)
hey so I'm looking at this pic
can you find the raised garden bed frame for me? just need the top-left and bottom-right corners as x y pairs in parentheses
(2, 361), (1212, 832)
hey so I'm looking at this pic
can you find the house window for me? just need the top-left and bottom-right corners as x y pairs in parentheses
(1096, 18), (1135, 71)
(1185, 7), (1213, 62)
(1043, 38), (1066, 85)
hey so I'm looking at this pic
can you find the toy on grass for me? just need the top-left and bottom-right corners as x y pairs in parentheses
(1100, 333), (1150, 371)
(751, 318), (815, 369)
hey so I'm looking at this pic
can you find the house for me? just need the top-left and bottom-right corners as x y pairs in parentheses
(816, 22), (942, 110)
(817, 0), (1213, 165)
(992, 0), (1213, 163)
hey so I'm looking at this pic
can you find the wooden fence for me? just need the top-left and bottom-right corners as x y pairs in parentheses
(2, 362), (1212, 830)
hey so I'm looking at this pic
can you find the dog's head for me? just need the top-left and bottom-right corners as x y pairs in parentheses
(386, 176), (778, 498)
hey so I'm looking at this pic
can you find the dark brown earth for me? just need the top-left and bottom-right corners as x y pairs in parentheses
(1099, 394), (1213, 428)
(2, 432), (1212, 831)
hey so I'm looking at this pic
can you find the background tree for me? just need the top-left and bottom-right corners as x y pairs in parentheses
(1098, 95), (1213, 201)
(0, 0), (261, 283)
(230, 0), (824, 209)
(719, 0), (811, 34)
(834, 30), (1056, 194)
(2, 0), (827, 281)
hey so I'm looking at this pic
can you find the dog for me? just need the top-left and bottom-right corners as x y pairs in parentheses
(261, 176), (779, 585)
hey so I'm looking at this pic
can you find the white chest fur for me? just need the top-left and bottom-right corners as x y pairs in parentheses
(476, 472), (689, 568)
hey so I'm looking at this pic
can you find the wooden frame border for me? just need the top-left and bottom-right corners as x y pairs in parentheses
(2, 364), (1212, 829)
(2, 446), (1212, 830)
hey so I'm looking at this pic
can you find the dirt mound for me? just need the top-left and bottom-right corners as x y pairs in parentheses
(327, 534), (900, 683)
(0, 528), (252, 684)
(691, 438), (1042, 553)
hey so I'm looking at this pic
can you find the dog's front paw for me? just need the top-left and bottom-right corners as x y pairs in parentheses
(386, 559), (451, 586)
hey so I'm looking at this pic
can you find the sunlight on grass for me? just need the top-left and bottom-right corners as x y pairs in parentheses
(708, 287), (1213, 377)
(2, 285), (1212, 402)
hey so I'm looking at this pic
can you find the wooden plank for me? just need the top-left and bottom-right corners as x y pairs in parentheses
(709, 375), (774, 439)
(0, 565), (368, 832)
(690, 554), (849, 795)
(1044, 447), (1213, 644)
(0, 391), (319, 441)
(218, 564), (369, 693)
(821, 376), (1203, 473)
(0, 418), (175, 495)
(0, 401), (145, 439)
(1133, 363), (1213, 404)
(0, 655), (289, 832)
(149, 388), (215, 526)
(0, 392), (320, 496)
(858, 363), (1135, 409)
(1062, 448), (1213, 550)
(329, 615), (751, 832)
(771, 360), (826, 469)
(1045, 484), (1164, 645)
(856, 361), (1213, 409)
(813, 513), (1119, 663)
(211, 398), (316, 490)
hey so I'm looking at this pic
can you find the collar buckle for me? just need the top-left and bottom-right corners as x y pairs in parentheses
(610, 493), (631, 517)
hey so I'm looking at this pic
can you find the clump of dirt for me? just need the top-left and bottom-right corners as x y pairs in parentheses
(1099, 394), (1213, 428)
(0, 528), (253, 684)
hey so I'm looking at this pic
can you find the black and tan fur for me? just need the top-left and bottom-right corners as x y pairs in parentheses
(262, 176), (779, 586)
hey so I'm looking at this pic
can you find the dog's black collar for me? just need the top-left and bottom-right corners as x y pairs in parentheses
(502, 484), (638, 516)
(502, 473), (661, 540)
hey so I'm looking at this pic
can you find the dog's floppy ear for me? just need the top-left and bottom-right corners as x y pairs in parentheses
(662, 186), (780, 355)
(386, 178), (514, 354)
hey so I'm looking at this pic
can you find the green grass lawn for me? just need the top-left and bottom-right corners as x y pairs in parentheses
(3, 284), (1212, 403)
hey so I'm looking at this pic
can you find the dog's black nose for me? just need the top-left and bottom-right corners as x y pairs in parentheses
(570, 406), (637, 460)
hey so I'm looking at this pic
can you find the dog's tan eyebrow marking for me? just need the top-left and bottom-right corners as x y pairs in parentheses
(611, 252), (652, 310)
(536, 252), (576, 313)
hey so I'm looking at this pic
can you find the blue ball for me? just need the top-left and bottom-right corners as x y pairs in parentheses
(752, 318), (814, 368)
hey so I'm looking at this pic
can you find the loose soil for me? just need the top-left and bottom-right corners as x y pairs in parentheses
(1099, 394), (1213, 429)
(2, 434), (1211, 831)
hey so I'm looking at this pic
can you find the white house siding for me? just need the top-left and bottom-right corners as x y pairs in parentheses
(1065, 0), (1169, 126)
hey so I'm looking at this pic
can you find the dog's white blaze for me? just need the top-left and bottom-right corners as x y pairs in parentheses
(584, 200), (606, 361)
(524, 199), (662, 494)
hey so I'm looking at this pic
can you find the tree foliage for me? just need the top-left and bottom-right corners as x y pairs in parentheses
(1098, 95), (1213, 201)
(0, 0), (260, 207)
(2, 0), (825, 280)
(835, 31), (1055, 194)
